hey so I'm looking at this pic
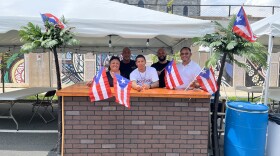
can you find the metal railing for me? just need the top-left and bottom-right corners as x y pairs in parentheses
(129, 4), (280, 17)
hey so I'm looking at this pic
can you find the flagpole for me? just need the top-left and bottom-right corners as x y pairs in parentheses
(184, 67), (205, 91)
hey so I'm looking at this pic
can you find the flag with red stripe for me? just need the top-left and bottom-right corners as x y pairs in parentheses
(164, 60), (183, 89)
(113, 73), (132, 108)
(89, 67), (112, 102)
(40, 13), (65, 29)
(196, 67), (218, 94)
(233, 6), (257, 42)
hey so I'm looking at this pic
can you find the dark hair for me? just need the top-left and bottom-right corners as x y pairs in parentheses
(108, 56), (121, 71)
(180, 47), (191, 53)
(135, 54), (146, 62)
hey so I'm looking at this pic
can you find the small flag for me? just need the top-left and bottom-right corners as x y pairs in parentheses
(196, 67), (218, 94)
(233, 6), (256, 42)
(164, 60), (183, 89)
(40, 13), (65, 29)
(89, 67), (112, 102)
(114, 73), (132, 108)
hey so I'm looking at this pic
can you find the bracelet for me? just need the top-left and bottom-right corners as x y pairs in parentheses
(150, 84), (152, 89)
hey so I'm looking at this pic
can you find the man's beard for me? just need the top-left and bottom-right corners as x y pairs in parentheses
(158, 56), (166, 62)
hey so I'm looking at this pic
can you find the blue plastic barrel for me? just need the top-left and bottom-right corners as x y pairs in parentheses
(224, 101), (268, 156)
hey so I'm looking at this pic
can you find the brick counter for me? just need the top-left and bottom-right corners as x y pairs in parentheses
(58, 84), (211, 156)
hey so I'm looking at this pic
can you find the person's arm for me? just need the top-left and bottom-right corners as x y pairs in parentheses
(132, 80), (142, 92)
(149, 80), (159, 89)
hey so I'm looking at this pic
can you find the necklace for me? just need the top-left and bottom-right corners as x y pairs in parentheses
(138, 67), (146, 85)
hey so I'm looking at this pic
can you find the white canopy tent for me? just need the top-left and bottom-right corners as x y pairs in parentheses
(251, 11), (280, 105)
(0, 0), (214, 54)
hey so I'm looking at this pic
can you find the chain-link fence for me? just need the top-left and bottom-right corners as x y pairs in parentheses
(130, 4), (280, 17)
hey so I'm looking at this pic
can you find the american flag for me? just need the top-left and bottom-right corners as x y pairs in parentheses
(196, 67), (218, 94)
(89, 67), (112, 102)
(233, 6), (256, 42)
(40, 13), (65, 29)
(114, 73), (132, 108)
(164, 60), (183, 89)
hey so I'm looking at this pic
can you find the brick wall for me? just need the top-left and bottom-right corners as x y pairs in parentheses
(63, 96), (210, 156)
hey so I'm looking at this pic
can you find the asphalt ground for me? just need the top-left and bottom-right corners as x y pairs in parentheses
(0, 102), (58, 156)
(0, 101), (226, 156)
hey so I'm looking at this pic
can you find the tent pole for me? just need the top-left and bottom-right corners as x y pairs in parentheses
(264, 34), (273, 105)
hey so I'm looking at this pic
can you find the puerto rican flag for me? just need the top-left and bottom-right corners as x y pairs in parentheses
(233, 6), (256, 42)
(196, 67), (218, 94)
(40, 13), (65, 29)
(114, 74), (132, 108)
(89, 67), (112, 102)
(164, 60), (183, 89)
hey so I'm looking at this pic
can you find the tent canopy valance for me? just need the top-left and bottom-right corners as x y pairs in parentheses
(0, 0), (214, 54)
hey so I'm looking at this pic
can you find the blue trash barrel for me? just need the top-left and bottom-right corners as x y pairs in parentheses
(224, 101), (268, 156)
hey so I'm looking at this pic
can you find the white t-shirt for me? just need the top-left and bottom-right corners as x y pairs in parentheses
(176, 60), (201, 90)
(130, 66), (159, 86)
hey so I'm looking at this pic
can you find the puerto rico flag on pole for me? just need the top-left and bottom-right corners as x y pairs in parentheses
(114, 74), (132, 108)
(164, 60), (183, 89)
(196, 67), (218, 94)
(40, 13), (65, 29)
(233, 6), (257, 42)
(89, 67), (112, 102)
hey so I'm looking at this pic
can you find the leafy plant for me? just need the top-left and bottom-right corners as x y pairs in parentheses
(19, 16), (79, 153)
(193, 16), (268, 156)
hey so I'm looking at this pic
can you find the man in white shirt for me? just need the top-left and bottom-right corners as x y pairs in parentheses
(130, 55), (159, 92)
(176, 47), (201, 90)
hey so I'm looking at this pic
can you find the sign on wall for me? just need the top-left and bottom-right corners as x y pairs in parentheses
(245, 59), (265, 87)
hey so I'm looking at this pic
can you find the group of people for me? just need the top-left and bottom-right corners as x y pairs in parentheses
(89, 46), (202, 91)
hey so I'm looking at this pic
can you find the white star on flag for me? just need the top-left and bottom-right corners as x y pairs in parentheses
(236, 16), (241, 22)
(201, 69), (207, 74)
(121, 78), (125, 84)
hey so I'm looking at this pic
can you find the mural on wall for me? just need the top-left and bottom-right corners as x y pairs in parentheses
(2, 53), (25, 83)
(96, 54), (111, 73)
(61, 52), (84, 84)
(96, 53), (136, 73)
(245, 59), (265, 87)
(214, 60), (233, 87)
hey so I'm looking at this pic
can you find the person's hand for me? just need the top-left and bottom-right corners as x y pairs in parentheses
(86, 81), (93, 87)
(135, 85), (142, 92)
(142, 84), (150, 90)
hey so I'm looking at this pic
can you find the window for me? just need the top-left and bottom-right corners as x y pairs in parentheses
(124, 0), (129, 4)
(183, 6), (188, 16)
(138, 0), (144, 8)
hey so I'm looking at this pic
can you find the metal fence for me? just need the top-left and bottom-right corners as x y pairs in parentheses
(129, 4), (280, 17)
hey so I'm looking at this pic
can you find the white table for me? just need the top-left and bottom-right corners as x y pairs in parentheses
(236, 86), (280, 101)
(268, 90), (280, 113)
(0, 87), (56, 130)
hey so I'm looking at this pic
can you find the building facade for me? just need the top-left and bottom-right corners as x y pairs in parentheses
(112, 0), (201, 16)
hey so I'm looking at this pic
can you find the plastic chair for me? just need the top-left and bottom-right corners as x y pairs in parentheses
(29, 90), (56, 124)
